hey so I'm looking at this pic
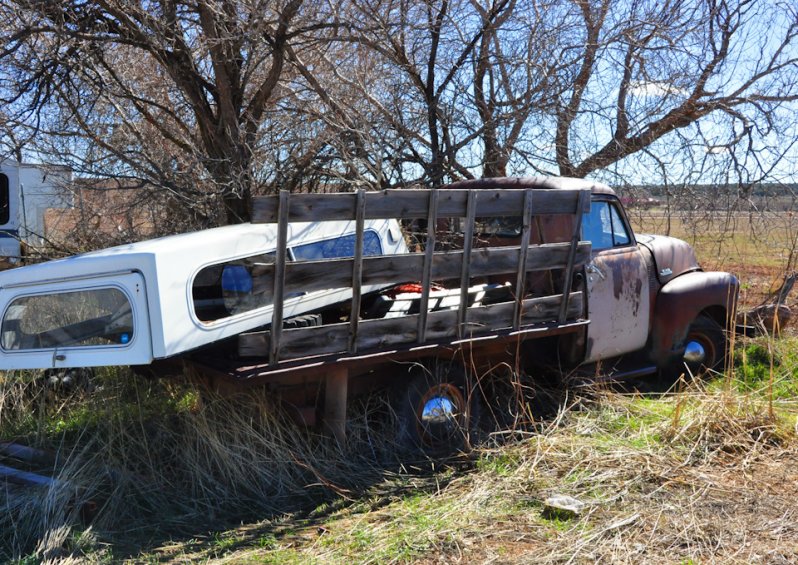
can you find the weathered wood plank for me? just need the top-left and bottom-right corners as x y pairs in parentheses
(251, 242), (591, 297)
(514, 190), (534, 329)
(349, 190), (366, 352)
(251, 189), (589, 223)
(418, 190), (439, 343)
(457, 190), (478, 338)
(269, 191), (290, 365)
(324, 368), (348, 445)
(559, 190), (589, 324)
(239, 292), (584, 359)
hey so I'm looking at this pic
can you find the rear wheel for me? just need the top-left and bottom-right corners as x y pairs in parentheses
(395, 360), (480, 456)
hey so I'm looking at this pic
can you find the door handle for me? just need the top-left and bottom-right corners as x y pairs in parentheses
(586, 263), (606, 280)
(52, 350), (66, 367)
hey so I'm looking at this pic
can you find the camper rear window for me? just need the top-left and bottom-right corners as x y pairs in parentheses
(1, 288), (134, 350)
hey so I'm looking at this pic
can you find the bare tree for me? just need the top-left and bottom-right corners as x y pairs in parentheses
(2, 0), (796, 236)
(0, 0), (324, 224)
(550, 0), (798, 184)
(301, 0), (517, 187)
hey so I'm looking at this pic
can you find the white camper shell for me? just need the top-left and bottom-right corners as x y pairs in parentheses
(0, 219), (407, 370)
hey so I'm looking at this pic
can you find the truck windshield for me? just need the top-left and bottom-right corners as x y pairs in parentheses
(1, 288), (133, 350)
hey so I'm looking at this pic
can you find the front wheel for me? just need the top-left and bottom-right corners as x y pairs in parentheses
(394, 360), (480, 456)
(671, 315), (727, 380)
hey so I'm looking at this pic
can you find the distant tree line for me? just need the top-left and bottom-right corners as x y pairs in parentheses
(1, 0), (797, 227)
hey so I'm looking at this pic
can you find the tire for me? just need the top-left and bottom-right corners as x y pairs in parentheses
(38, 367), (95, 395)
(669, 314), (727, 380)
(394, 360), (481, 456)
(282, 313), (322, 329)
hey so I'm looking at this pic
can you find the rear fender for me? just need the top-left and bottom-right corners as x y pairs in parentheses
(650, 271), (738, 366)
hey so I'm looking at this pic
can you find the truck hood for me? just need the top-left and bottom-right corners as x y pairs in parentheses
(636, 234), (700, 285)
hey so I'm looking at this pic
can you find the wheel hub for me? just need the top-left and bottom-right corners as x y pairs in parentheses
(422, 395), (458, 424)
(416, 383), (466, 446)
(683, 340), (707, 364)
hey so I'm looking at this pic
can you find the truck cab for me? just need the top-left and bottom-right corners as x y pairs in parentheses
(441, 177), (737, 378)
(578, 185), (736, 376)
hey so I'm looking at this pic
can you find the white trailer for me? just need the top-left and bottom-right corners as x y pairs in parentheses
(0, 161), (73, 267)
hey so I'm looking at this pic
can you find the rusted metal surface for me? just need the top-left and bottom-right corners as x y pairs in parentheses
(649, 271), (739, 366)
(585, 246), (650, 362)
(636, 234), (700, 284)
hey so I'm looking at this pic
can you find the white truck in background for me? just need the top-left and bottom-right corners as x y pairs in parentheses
(0, 161), (73, 268)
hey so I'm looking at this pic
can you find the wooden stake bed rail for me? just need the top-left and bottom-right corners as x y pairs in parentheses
(245, 187), (591, 369)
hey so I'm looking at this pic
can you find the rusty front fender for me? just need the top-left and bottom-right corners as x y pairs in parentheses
(650, 271), (739, 366)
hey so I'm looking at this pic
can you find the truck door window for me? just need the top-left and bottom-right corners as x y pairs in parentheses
(1, 288), (133, 350)
(583, 201), (631, 251)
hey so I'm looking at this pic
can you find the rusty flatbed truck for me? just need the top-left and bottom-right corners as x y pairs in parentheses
(209, 176), (738, 448)
(0, 177), (738, 451)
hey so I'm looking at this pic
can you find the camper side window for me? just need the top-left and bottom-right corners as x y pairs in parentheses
(192, 253), (274, 322)
(191, 231), (384, 323)
(1, 288), (134, 350)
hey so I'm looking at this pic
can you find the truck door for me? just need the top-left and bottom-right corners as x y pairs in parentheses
(0, 272), (152, 369)
(582, 198), (650, 362)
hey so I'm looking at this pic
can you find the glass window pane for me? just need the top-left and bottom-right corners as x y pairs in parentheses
(609, 205), (631, 246)
(583, 201), (631, 251)
(2, 288), (133, 350)
(582, 201), (613, 251)
(192, 252), (274, 322)
(292, 230), (383, 261)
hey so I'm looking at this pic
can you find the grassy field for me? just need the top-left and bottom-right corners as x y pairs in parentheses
(3, 350), (796, 564)
(629, 209), (798, 307)
(2, 212), (798, 563)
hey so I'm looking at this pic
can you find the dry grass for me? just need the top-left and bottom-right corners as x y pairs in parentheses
(629, 209), (798, 308)
(3, 209), (798, 562)
(2, 351), (797, 563)
(0, 371), (401, 562)
(203, 380), (797, 564)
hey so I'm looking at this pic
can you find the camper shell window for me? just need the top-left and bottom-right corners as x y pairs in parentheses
(191, 230), (384, 323)
(292, 230), (383, 260)
(1, 288), (134, 350)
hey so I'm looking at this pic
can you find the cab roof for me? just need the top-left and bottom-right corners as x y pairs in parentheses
(444, 176), (615, 196)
